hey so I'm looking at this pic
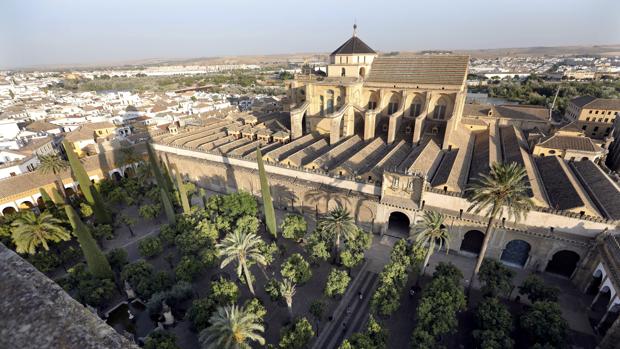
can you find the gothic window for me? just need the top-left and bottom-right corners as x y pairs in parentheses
(410, 103), (422, 117)
(391, 176), (399, 189)
(368, 101), (377, 110)
(388, 102), (398, 115)
(433, 103), (446, 120)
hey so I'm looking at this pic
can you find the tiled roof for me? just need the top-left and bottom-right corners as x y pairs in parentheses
(537, 135), (601, 152)
(570, 160), (620, 220)
(331, 36), (376, 55)
(571, 96), (620, 110)
(25, 120), (61, 132)
(535, 156), (584, 210)
(365, 55), (469, 86)
(463, 104), (549, 122)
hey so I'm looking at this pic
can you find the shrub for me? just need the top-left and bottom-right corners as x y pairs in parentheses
(371, 240), (412, 316)
(138, 236), (164, 258)
(159, 224), (179, 245)
(432, 262), (463, 284)
(258, 241), (279, 266)
(473, 298), (514, 349)
(60, 263), (115, 307)
(121, 261), (173, 299)
(210, 278), (240, 304)
(80, 202), (93, 218)
(60, 246), (82, 268)
(199, 247), (218, 268)
(27, 249), (62, 273)
(90, 224), (114, 240)
(324, 269), (351, 297)
(307, 239), (330, 264)
(340, 229), (371, 269)
(520, 301), (567, 347)
(106, 248), (128, 272)
(281, 253), (312, 284)
(234, 215), (260, 235)
(265, 279), (281, 301)
(309, 300), (324, 320)
(518, 275), (559, 303)
(139, 203), (161, 220)
(478, 259), (515, 298)
(186, 298), (212, 331)
(281, 215), (307, 240)
(186, 278), (240, 331)
(175, 220), (217, 255)
(144, 330), (180, 349)
(279, 317), (315, 349)
(175, 255), (203, 282)
(147, 281), (193, 315)
(244, 298), (267, 324)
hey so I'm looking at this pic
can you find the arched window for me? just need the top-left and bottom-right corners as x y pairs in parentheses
(359, 67), (366, 78)
(433, 98), (447, 120)
(410, 98), (422, 117)
(326, 90), (334, 114)
(341, 68), (346, 77)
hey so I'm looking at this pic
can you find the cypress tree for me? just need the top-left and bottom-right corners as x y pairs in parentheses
(147, 143), (174, 205)
(256, 147), (277, 238)
(62, 140), (111, 224)
(161, 188), (176, 225)
(173, 165), (191, 214)
(64, 194), (113, 279)
(39, 188), (54, 207)
(49, 188), (65, 205)
(199, 187), (208, 208)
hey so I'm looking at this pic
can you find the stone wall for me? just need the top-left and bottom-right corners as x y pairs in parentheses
(0, 244), (137, 349)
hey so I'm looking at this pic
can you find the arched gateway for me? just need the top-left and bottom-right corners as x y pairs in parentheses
(545, 250), (580, 277)
(386, 211), (410, 238)
(460, 230), (484, 255)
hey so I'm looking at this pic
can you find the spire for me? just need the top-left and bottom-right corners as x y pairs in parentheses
(353, 21), (357, 37)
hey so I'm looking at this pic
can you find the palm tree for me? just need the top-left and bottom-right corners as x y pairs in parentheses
(11, 211), (71, 254)
(411, 211), (451, 277)
(38, 154), (69, 200)
(199, 304), (265, 349)
(280, 278), (296, 321)
(467, 162), (533, 276)
(216, 230), (266, 295)
(319, 205), (357, 259)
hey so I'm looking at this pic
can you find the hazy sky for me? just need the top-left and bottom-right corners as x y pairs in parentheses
(1, 0), (619, 68)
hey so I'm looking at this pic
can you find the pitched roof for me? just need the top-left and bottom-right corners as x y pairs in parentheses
(537, 135), (601, 153)
(331, 36), (375, 55)
(535, 156), (584, 210)
(570, 160), (620, 220)
(25, 120), (61, 132)
(463, 104), (549, 122)
(365, 55), (469, 86)
(571, 96), (620, 110)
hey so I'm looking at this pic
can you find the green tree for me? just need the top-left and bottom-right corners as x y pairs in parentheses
(173, 165), (191, 214)
(119, 214), (136, 236)
(139, 203), (161, 220)
(466, 162), (533, 277)
(64, 204), (113, 279)
(37, 154), (69, 201)
(256, 147), (277, 238)
(278, 317), (314, 349)
(281, 214), (307, 240)
(520, 301), (567, 347)
(139, 236), (164, 258)
(121, 260), (172, 299)
(319, 205), (357, 261)
(10, 211), (70, 254)
(324, 268), (351, 297)
(79, 202), (93, 218)
(340, 229), (371, 270)
(199, 304), (265, 349)
(281, 253), (312, 284)
(473, 297), (514, 349)
(144, 330), (180, 349)
(478, 259), (515, 298)
(216, 230), (266, 295)
(518, 275), (559, 303)
(280, 278), (296, 321)
(63, 140), (111, 224)
(106, 248), (128, 273)
(411, 211), (451, 277)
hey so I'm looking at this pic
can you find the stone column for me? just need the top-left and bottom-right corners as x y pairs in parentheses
(330, 114), (343, 145)
(290, 108), (304, 140)
(364, 110), (377, 140)
(387, 114), (402, 144)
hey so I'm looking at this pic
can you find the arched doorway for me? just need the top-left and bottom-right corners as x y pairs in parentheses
(500, 239), (531, 268)
(2, 206), (17, 216)
(545, 250), (580, 277)
(18, 201), (34, 210)
(460, 230), (485, 255)
(586, 269), (604, 295)
(387, 211), (410, 237)
(592, 286), (612, 313)
(65, 187), (76, 198)
(112, 171), (122, 181)
(36, 196), (46, 208)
